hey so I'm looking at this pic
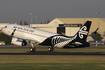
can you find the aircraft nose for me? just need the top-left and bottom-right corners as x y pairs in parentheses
(1, 27), (6, 33)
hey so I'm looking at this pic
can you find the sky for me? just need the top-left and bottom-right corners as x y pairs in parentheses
(0, 0), (105, 24)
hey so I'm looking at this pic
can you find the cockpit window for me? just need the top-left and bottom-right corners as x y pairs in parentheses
(5, 26), (7, 28)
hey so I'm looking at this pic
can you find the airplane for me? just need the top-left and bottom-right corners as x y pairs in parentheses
(1, 21), (98, 52)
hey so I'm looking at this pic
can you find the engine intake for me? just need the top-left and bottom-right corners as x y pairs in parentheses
(11, 37), (27, 46)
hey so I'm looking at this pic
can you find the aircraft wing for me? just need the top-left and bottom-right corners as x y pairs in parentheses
(22, 36), (40, 43)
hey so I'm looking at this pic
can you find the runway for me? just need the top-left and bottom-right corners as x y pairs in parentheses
(0, 51), (104, 56)
(0, 45), (105, 56)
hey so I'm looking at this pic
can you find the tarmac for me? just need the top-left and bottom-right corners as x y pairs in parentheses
(0, 45), (105, 56)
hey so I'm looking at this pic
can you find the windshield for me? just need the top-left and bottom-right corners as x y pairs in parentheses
(4, 26), (7, 28)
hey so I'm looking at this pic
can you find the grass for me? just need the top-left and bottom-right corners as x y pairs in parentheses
(0, 55), (105, 70)
(0, 45), (105, 70)
(91, 44), (105, 47)
(0, 63), (105, 70)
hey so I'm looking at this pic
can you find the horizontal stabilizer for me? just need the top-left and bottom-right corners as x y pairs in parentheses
(88, 28), (99, 36)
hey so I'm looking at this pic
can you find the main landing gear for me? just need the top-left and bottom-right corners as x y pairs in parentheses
(48, 46), (54, 51)
(30, 47), (36, 52)
(30, 42), (36, 52)
(30, 42), (54, 52)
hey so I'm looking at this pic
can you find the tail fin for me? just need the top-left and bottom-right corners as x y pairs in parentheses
(75, 21), (92, 41)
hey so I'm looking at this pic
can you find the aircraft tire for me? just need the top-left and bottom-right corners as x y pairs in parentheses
(30, 48), (36, 52)
(48, 47), (54, 51)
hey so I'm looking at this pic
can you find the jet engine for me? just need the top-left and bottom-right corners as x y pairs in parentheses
(11, 37), (27, 46)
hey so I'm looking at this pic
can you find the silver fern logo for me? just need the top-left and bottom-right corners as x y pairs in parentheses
(79, 26), (88, 39)
(51, 36), (70, 45)
(51, 35), (77, 48)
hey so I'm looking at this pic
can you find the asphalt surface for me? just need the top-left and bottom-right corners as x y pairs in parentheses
(0, 45), (105, 56)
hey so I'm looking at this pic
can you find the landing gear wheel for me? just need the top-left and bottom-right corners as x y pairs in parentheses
(30, 47), (36, 52)
(48, 47), (54, 51)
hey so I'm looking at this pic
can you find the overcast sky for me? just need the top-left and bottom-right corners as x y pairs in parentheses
(0, 0), (105, 24)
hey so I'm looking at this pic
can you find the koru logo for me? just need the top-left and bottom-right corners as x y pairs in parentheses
(79, 26), (88, 39)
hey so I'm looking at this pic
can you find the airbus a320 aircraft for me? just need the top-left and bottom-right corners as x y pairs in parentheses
(1, 21), (97, 52)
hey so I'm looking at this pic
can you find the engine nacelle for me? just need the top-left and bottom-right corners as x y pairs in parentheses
(11, 37), (27, 46)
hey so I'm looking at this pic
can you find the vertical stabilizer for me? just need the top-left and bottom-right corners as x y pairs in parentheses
(75, 21), (92, 41)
